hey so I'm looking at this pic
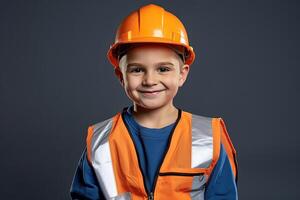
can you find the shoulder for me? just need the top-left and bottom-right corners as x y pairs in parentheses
(87, 111), (123, 137)
(89, 116), (115, 135)
(186, 111), (235, 155)
(85, 112), (122, 163)
(182, 110), (223, 126)
(88, 111), (122, 134)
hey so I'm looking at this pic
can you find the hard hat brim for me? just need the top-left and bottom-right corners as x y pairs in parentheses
(107, 39), (195, 68)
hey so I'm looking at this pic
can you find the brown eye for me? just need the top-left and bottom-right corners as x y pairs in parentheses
(130, 67), (143, 73)
(159, 66), (170, 72)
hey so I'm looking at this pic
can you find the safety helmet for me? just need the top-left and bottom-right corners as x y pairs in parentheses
(107, 4), (195, 68)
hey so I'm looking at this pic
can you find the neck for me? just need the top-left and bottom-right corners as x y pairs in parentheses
(131, 103), (178, 128)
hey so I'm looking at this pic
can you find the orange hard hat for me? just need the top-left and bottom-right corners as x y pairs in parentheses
(107, 4), (196, 68)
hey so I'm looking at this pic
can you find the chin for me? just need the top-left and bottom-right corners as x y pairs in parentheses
(136, 101), (171, 110)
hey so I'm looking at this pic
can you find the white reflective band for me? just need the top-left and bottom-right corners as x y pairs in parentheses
(110, 192), (132, 200)
(190, 174), (206, 200)
(191, 114), (213, 168)
(90, 117), (118, 199)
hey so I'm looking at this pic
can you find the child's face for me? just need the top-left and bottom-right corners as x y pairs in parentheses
(118, 44), (190, 110)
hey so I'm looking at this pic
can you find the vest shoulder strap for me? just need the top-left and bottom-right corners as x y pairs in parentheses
(86, 115), (118, 164)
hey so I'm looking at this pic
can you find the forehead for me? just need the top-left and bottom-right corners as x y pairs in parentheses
(120, 44), (182, 66)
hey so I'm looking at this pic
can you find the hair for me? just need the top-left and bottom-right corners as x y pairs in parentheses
(117, 43), (185, 70)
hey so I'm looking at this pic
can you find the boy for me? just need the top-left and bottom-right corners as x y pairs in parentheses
(70, 4), (238, 200)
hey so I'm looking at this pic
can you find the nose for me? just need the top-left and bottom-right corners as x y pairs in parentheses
(142, 71), (158, 86)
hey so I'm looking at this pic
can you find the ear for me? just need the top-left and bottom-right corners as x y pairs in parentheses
(114, 67), (124, 87)
(178, 64), (190, 87)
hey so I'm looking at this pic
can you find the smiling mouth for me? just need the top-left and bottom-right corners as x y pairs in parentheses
(139, 89), (165, 93)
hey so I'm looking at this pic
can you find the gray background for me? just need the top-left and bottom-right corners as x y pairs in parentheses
(1, 0), (299, 199)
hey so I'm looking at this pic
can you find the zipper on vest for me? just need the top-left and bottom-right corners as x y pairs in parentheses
(121, 108), (182, 200)
(148, 192), (154, 200)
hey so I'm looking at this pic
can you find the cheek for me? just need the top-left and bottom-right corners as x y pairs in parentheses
(125, 76), (140, 90)
(165, 76), (181, 87)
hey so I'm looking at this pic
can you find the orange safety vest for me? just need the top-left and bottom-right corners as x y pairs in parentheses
(86, 109), (237, 200)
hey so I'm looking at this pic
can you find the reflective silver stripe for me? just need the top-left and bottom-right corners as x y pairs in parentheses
(90, 117), (119, 199)
(110, 192), (132, 200)
(190, 174), (207, 200)
(191, 114), (213, 168)
(190, 115), (213, 200)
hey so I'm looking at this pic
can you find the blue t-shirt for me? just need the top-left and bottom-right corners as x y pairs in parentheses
(70, 106), (238, 199)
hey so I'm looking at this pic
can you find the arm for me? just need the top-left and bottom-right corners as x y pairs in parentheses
(205, 144), (238, 200)
(70, 148), (105, 200)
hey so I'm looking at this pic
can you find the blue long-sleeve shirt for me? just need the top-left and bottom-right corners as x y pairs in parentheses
(70, 107), (238, 199)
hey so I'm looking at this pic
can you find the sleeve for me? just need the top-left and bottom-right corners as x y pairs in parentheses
(70, 147), (105, 200)
(204, 144), (238, 200)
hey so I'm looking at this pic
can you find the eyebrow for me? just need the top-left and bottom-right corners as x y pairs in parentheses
(126, 62), (174, 69)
